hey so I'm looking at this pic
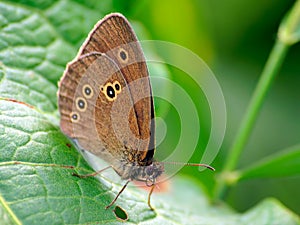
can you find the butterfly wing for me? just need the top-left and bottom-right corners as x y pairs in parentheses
(58, 53), (151, 176)
(77, 13), (155, 163)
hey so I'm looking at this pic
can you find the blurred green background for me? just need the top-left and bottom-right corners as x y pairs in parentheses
(111, 0), (300, 215)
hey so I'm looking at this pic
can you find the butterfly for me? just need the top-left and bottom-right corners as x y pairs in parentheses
(58, 13), (164, 210)
(58, 13), (214, 210)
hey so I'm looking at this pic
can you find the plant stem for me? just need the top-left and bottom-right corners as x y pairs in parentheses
(215, 39), (290, 200)
(225, 40), (289, 171)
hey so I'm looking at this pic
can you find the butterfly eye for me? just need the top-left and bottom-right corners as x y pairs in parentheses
(146, 165), (154, 176)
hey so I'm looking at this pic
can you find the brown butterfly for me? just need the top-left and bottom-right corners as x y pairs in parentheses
(58, 13), (213, 210)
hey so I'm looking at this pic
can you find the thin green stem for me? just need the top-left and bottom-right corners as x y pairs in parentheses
(225, 40), (289, 171)
(214, 39), (290, 200)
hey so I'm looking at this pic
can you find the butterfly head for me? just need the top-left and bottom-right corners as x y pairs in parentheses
(145, 161), (165, 186)
(129, 161), (164, 186)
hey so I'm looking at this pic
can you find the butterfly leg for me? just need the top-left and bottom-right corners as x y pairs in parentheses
(72, 165), (111, 178)
(106, 180), (131, 209)
(147, 184), (155, 210)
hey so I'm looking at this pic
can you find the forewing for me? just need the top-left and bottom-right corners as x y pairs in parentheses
(58, 53), (145, 166)
(77, 13), (155, 162)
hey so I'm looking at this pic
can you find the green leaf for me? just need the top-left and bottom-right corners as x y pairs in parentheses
(44, 1), (106, 46)
(0, 2), (75, 113)
(236, 198), (299, 225)
(238, 145), (300, 180)
(0, 99), (116, 224)
(0, 99), (299, 224)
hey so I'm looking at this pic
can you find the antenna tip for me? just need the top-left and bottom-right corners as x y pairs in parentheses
(206, 165), (216, 171)
(190, 163), (215, 171)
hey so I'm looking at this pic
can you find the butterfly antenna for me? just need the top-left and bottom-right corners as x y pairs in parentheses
(162, 161), (215, 171)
